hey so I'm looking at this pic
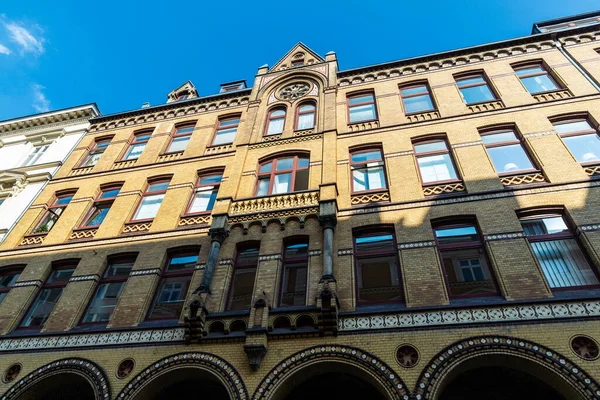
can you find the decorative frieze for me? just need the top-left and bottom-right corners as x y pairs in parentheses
(69, 227), (98, 241)
(422, 182), (465, 196)
(157, 152), (183, 163)
(19, 234), (46, 246)
(130, 268), (162, 277)
(258, 254), (281, 261)
(501, 172), (546, 186)
(248, 133), (322, 149)
(111, 159), (137, 170)
(337, 248), (353, 256)
(309, 249), (322, 257)
(178, 214), (211, 227)
(122, 221), (152, 234)
(13, 280), (42, 288)
(69, 275), (99, 282)
(69, 166), (93, 176)
(230, 191), (319, 215)
(398, 241), (435, 250)
(294, 129), (314, 136)
(406, 111), (440, 123)
(351, 191), (390, 205)
(579, 224), (600, 232)
(347, 120), (379, 132)
(219, 259), (234, 266)
(467, 100), (504, 113)
(204, 144), (234, 155)
(532, 89), (573, 103)
(484, 232), (525, 241)
(584, 165), (600, 177)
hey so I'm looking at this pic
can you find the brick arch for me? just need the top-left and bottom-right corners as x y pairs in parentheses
(117, 351), (248, 400)
(252, 345), (409, 400)
(1, 358), (110, 400)
(258, 70), (327, 98)
(414, 335), (600, 400)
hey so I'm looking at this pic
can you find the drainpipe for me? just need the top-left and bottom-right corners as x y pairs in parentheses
(553, 34), (600, 92)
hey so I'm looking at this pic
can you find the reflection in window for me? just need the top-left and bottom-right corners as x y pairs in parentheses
(514, 64), (560, 94)
(265, 108), (286, 136)
(455, 74), (496, 104)
(186, 172), (222, 214)
(0, 267), (23, 305)
(350, 149), (387, 192)
(212, 116), (240, 146)
(166, 125), (195, 153)
(296, 103), (316, 130)
(400, 83), (435, 114)
(553, 119), (600, 164)
(413, 140), (459, 184)
(348, 93), (377, 123)
(123, 131), (152, 160)
(80, 138), (111, 167)
(21, 144), (49, 167)
(256, 155), (309, 196)
(32, 191), (75, 234)
(132, 179), (170, 221)
(481, 129), (535, 174)
(82, 185), (121, 227)
(227, 245), (259, 311)
(280, 240), (308, 307)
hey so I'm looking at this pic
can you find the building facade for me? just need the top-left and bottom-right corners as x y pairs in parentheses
(0, 105), (100, 244)
(0, 12), (600, 400)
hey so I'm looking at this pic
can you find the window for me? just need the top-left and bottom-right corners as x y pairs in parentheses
(514, 63), (560, 94)
(347, 92), (377, 123)
(350, 148), (387, 192)
(21, 144), (49, 167)
(520, 212), (599, 289)
(280, 239), (308, 307)
(291, 59), (304, 67)
(255, 155), (309, 196)
(79, 137), (111, 168)
(212, 116), (240, 146)
(265, 108), (286, 136)
(295, 102), (316, 130)
(166, 124), (195, 153)
(81, 185), (121, 227)
(185, 172), (222, 214)
(20, 261), (77, 328)
(413, 139), (459, 184)
(123, 130), (152, 160)
(434, 222), (498, 298)
(132, 178), (170, 221)
(455, 73), (497, 104)
(81, 255), (135, 323)
(400, 83), (436, 114)
(0, 266), (23, 305)
(553, 119), (600, 164)
(480, 128), (536, 174)
(354, 230), (403, 304)
(31, 191), (75, 234)
(148, 248), (199, 319)
(227, 244), (259, 311)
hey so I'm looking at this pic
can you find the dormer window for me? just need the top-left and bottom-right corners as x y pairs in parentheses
(219, 80), (247, 93)
(292, 59), (304, 67)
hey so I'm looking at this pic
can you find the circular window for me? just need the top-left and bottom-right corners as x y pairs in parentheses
(116, 358), (135, 379)
(570, 336), (599, 360)
(396, 345), (419, 368)
(279, 83), (310, 100)
(3, 364), (21, 383)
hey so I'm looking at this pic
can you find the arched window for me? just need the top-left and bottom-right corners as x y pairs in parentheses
(256, 154), (309, 196)
(265, 107), (286, 136)
(227, 243), (260, 311)
(295, 102), (316, 130)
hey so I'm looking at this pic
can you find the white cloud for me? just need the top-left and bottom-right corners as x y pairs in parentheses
(0, 43), (10, 55)
(3, 20), (44, 55)
(32, 84), (50, 113)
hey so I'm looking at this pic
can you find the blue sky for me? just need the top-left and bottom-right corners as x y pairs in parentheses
(0, 0), (598, 120)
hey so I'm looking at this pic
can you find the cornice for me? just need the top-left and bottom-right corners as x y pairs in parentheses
(0, 117), (91, 139)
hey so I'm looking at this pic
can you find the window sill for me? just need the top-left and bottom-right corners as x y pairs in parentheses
(69, 226), (99, 241)
(531, 89), (572, 102)
(178, 213), (211, 228)
(422, 181), (465, 196)
(351, 189), (390, 206)
(499, 171), (546, 186)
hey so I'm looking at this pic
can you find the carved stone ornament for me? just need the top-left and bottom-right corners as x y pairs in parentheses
(278, 82), (310, 100)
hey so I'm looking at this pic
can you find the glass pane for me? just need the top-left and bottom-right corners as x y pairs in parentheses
(82, 282), (125, 323)
(351, 150), (382, 163)
(167, 135), (190, 153)
(133, 194), (165, 220)
(294, 169), (309, 191)
(189, 189), (217, 213)
(297, 157), (309, 169)
(84, 205), (110, 227)
(435, 226), (478, 244)
(349, 103), (376, 122)
(440, 248), (496, 297)
(554, 120), (593, 134)
(167, 253), (198, 271)
(228, 268), (257, 311)
(148, 181), (169, 192)
(176, 126), (194, 135)
(237, 247), (259, 265)
(219, 118), (240, 127)
(417, 154), (457, 183)
(299, 104), (315, 112)
(515, 66), (544, 76)
(96, 141), (111, 149)
(297, 113), (315, 130)
(124, 143), (145, 160)
(256, 178), (270, 196)
(134, 133), (151, 142)
(270, 109), (285, 117)
(48, 268), (75, 283)
(259, 162), (272, 173)
(487, 144), (534, 173)
(56, 196), (73, 205)
(353, 167), (385, 191)
(0, 272), (20, 288)
(36, 212), (59, 233)
(456, 76), (486, 86)
(82, 151), (104, 167)
(355, 233), (394, 253)
(285, 242), (308, 258)
(520, 75), (558, 93)
(357, 256), (401, 303)
(403, 94), (434, 113)
(348, 94), (374, 105)
(149, 276), (190, 319)
(521, 216), (569, 236)
(276, 158), (294, 171)
(531, 239), (599, 288)
(481, 131), (518, 144)
(562, 134), (600, 163)
(414, 141), (447, 154)
(401, 85), (428, 96)
(213, 127), (237, 145)
(266, 118), (284, 135)
(273, 173), (292, 194)
(199, 174), (222, 185)
(100, 188), (120, 199)
(281, 264), (307, 306)
(459, 84), (495, 104)
(105, 261), (134, 277)
(21, 287), (63, 327)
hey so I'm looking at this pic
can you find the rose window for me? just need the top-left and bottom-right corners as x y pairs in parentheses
(571, 336), (599, 360)
(396, 344), (419, 368)
(279, 83), (310, 100)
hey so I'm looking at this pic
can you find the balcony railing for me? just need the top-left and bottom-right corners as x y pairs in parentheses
(230, 191), (319, 215)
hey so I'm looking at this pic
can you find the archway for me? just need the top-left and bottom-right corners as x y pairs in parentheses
(415, 336), (600, 400)
(131, 367), (229, 400)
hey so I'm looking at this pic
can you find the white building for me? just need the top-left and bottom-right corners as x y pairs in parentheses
(0, 104), (100, 243)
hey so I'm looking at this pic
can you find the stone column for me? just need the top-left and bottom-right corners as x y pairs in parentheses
(319, 201), (337, 281)
(197, 215), (228, 294)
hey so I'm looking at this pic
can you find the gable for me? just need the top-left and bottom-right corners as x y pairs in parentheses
(269, 42), (324, 71)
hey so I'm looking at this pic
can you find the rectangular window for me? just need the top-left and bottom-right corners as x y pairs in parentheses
(400, 83), (435, 114)
(20, 263), (77, 328)
(166, 124), (194, 153)
(32, 191), (75, 234)
(123, 131), (152, 160)
(413, 140), (459, 184)
(212, 117), (240, 146)
(351, 149), (387, 192)
(434, 223), (498, 298)
(81, 256), (135, 323)
(81, 185), (121, 227)
(227, 246), (259, 311)
(280, 241), (308, 307)
(481, 129), (535, 174)
(348, 92), (377, 123)
(295, 103), (316, 130)
(521, 214), (599, 289)
(148, 249), (199, 320)
(186, 172), (222, 214)
(132, 179), (170, 221)
(455, 74), (497, 105)
(514, 64), (560, 94)
(354, 231), (403, 304)
(79, 138), (111, 168)
(0, 267), (23, 305)
(21, 144), (49, 167)
(553, 119), (600, 164)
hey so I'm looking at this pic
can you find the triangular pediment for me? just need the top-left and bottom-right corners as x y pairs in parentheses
(269, 42), (324, 71)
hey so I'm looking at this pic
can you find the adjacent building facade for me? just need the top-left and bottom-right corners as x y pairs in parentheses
(0, 12), (600, 400)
